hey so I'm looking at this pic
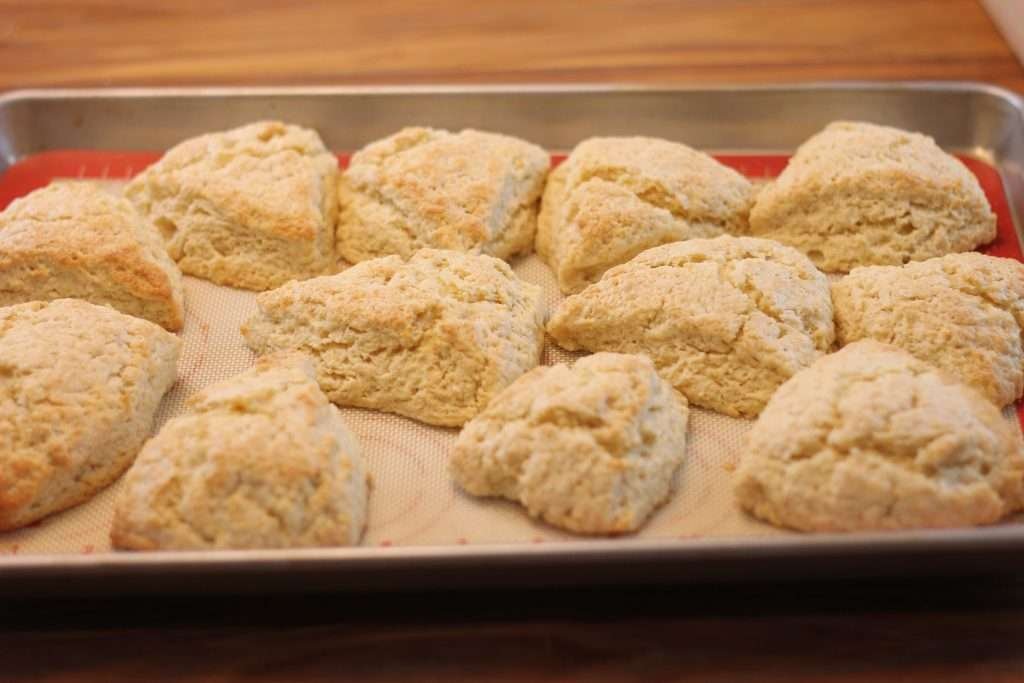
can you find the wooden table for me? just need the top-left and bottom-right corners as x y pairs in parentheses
(2, 1), (1024, 680)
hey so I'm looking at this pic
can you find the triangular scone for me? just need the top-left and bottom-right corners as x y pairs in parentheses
(0, 181), (185, 331)
(749, 121), (996, 272)
(112, 353), (368, 550)
(0, 299), (180, 531)
(241, 249), (545, 427)
(537, 137), (753, 293)
(337, 127), (549, 263)
(126, 121), (339, 291)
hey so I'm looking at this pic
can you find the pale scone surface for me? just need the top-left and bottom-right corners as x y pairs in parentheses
(735, 340), (1024, 532)
(0, 181), (185, 330)
(547, 235), (834, 418)
(241, 248), (545, 427)
(537, 136), (753, 293)
(0, 299), (181, 531)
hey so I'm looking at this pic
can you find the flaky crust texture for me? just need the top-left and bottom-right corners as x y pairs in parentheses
(833, 252), (1024, 407)
(0, 299), (181, 531)
(126, 120), (339, 290)
(734, 340), (1024, 532)
(111, 353), (368, 550)
(0, 181), (185, 330)
(241, 248), (545, 427)
(748, 121), (996, 272)
(537, 136), (754, 293)
(547, 236), (834, 418)
(452, 353), (689, 534)
(337, 127), (550, 264)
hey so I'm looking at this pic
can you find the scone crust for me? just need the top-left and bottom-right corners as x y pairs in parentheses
(748, 121), (996, 272)
(241, 248), (545, 427)
(126, 120), (339, 290)
(734, 340), (1024, 532)
(337, 127), (549, 263)
(452, 353), (689, 534)
(0, 299), (180, 531)
(833, 252), (1024, 407)
(0, 181), (185, 330)
(547, 235), (834, 418)
(538, 137), (754, 293)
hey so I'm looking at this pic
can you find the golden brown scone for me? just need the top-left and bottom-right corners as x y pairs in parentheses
(337, 127), (549, 264)
(0, 299), (180, 531)
(734, 340), (1024, 532)
(241, 249), (545, 427)
(833, 252), (1024, 407)
(452, 353), (689, 534)
(0, 181), (185, 331)
(537, 137), (753, 293)
(748, 121), (996, 272)
(126, 121), (339, 290)
(547, 236), (834, 418)
(111, 353), (368, 551)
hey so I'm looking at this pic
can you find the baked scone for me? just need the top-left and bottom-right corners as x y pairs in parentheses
(0, 181), (185, 331)
(125, 120), (339, 290)
(111, 353), (368, 550)
(0, 299), (180, 531)
(537, 136), (753, 293)
(833, 252), (1024, 407)
(734, 340), (1024, 532)
(337, 127), (549, 264)
(241, 249), (545, 427)
(547, 236), (834, 418)
(748, 121), (996, 272)
(452, 353), (689, 534)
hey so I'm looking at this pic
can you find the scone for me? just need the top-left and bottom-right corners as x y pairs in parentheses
(537, 136), (753, 293)
(0, 299), (180, 531)
(125, 120), (339, 290)
(452, 353), (689, 534)
(734, 340), (1024, 532)
(0, 181), (185, 331)
(833, 252), (1024, 407)
(748, 121), (996, 271)
(337, 127), (549, 263)
(241, 249), (545, 427)
(111, 353), (368, 550)
(547, 236), (834, 418)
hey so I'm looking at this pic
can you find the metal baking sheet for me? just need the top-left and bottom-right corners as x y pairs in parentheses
(0, 83), (1023, 596)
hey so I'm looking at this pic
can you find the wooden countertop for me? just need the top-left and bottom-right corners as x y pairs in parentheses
(2, 1), (1024, 681)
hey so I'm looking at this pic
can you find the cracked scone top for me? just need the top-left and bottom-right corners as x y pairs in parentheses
(734, 340), (1024, 532)
(451, 353), (689, 534)
(337, 127), (550, 263)
(833, 252), (1024, 407)
(125, 120), (339, 290)
(241, 249), (545, 427)
(0, 299), (180, 531)
(0, 181), (185, 330)
(547, 236), (834, 418)
(748, 121), (996, 272)
(111, 353), (368, 550)
(537, 136), (753, 293)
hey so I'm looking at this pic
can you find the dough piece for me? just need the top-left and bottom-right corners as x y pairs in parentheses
(537, 136), (753, 293)
(547, 236), (834, 418)
(241, 249), (545, 427)
(0, 181), (185, 331)
(126, 120), (339, 290)
(111, 353), (368, 550)
(748, 121), (996, 272)
(833, 252), (1024, 407)
(452, 352), (689, 534)
(734, 340), (1024, 532)
(337, 127), (549, 263)
(0, 299), (180, 531)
